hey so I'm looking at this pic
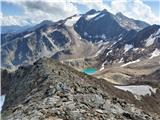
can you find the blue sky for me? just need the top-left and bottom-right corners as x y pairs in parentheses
(1, 1), (24, 16)
(1, 0), (160, 26)
(144, 0), (160, 16)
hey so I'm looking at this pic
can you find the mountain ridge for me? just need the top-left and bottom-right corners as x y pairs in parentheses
(1, 57), (160, 120)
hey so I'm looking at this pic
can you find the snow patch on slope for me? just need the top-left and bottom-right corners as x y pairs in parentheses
(149, 48), (160, 59)
(94, 14), (105, 21)
(106, 50), (112, 56)
(100, 60), (108, 71)
(121, 59), (140, 67)
(84, 32), (88, 36)
(0, 95), (5, 111)
(42, 32), (59, 51)
(114, 85), (157, 97)
(145, 35), (155, 47)
(101, 34), (106, 39)
(133, 48), (139, 51)
(124, 44), (133, 53)
(155, 28), (160, 36)
(24, 32), (34, 38)
(86, 12), (100, 20)
(94, 46), (105, 57)
(65, 15), (81, 26)
(118, 58), (124, 63)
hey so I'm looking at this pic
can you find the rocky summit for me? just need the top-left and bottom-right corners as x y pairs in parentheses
(1, 57), (160, 120)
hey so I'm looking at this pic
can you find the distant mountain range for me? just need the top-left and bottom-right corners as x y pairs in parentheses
(1, 25), (32, 34)
(1, 20), (55, 34)
(1, 9), (159, 70)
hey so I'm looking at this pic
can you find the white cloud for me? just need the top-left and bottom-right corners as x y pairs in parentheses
(111, 0), (160, 24)
(1, 0), (79, 26)
(111, 0), (128, 13)
(1, 0), (160, 26)
(70, 0), (111, 11)
(23, 0), (79, 18)
(2, 16), (31, 26)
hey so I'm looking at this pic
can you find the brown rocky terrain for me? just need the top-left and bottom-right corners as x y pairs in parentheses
(94, 55), (160, 85)
(1, 57), (160, 120)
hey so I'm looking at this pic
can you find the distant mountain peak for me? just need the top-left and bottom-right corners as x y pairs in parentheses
(85, 9), (97, 15)
(98, 9), (114, 19)
(38, 20), (54, 26)
(101, 9), (108, 12)
(1, 9), (153, 70)
(114, 12), (149, 31)
(100, 9), (110, 15)
(116, 12), (125, 17)
(26, 20), (55, 32)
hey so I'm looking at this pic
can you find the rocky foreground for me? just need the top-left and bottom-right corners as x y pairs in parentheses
(1, 57), (160, 120)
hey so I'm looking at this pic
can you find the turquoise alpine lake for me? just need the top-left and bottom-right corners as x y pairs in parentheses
(81, 68), (97, 75)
